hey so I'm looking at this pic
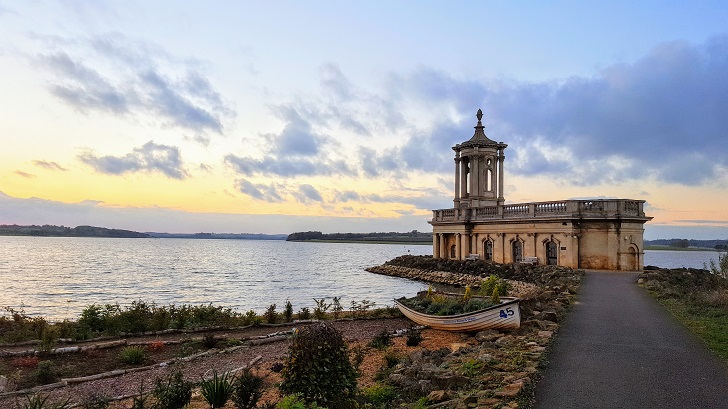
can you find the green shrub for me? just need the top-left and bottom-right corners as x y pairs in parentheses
(200, 370), (233, 408)
(118, 300), (153, 334)
(0, 307), (49, 344)
(19, 394), (71, 409)
(349, 345), (366, 372)
(130, 380), (151, 409)
(78, 304), (105, 334)
(39, 326), (59, 353)
(243, 310), (262, 326)
(231, 368), (264, 409)
(297, 307), (311, 320)
(706, 252), (728, 279)
(478, 275), (509, 298)
(331, 297), (343, 319)
(34, 360), (59, 384)
(276, 394), (325, 409)
(202, 333), (218, 349)
(119, 345), (146, 365)
(152, 370), (193, 409)
(382, 349), (401, 369)
(280, 323), (357, 408)
(350, 300), (376, 318)
(313, 299), (330, 320)
(284, 301), (294, 322)
(362, 383), (398, 405)
(368, 330), (392, 350)
(265, 304), (278, 324)
(405, 328), (423, 347)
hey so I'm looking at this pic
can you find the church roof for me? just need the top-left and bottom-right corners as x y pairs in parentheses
(454, 109), (507, 150)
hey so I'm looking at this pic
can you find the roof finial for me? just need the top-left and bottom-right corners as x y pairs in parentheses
(476, 109), (483, 122)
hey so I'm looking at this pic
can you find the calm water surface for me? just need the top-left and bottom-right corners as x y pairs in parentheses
(0, 237), (432, 320)
(0, 237), (722, 320)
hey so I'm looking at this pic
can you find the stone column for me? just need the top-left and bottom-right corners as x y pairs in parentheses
(490, 156), (497, 194)
(455, 233), (461, 260)
(461, 233), (469, 259)
(454, 156), (460, 205)
(432, 234), (439, 259)
(497, 149), (505, 203)
(470, 155), (479, 198)
(439, 234), (446, 258)
(460, 157), (469, 200)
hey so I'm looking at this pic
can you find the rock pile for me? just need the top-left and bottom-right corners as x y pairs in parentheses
(365, 255), (584, 408)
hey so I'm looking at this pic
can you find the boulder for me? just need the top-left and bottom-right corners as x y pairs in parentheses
(475, 329), (501, 342)
(427, 389), (451, 402)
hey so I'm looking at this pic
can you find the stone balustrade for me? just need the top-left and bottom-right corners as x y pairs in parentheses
(432, 199), (647, 222)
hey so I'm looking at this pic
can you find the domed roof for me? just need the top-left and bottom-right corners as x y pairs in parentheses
(454, 109), (507, 150)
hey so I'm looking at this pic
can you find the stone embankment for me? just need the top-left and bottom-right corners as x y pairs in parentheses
(366, 264), (540, 299)
(366, 255), (581, 300)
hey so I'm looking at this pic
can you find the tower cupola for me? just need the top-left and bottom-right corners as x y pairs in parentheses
(452, 109), (508, 208)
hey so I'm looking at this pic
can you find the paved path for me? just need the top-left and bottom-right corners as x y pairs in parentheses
(533, 270), (728, 409)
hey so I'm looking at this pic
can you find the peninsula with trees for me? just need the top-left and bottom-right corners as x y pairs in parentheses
(286, 230), (432, 244)
(0, 224), (149, 238)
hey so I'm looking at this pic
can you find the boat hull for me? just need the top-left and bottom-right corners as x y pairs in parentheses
(395, 297), (521, 332)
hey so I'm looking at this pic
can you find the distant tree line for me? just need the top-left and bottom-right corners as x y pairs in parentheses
(286, 230), (432, 242)
(0, 224), (149, 238)
(147, 232), (287, 240)
(645, 239), (728, 250)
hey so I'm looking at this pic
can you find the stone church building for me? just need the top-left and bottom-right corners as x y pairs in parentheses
(430, 109), (652, 271)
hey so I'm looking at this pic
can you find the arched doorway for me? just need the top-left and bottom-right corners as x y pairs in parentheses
(450, 245), (457, 259)
(512, 240), (523, 263)
(484, 240), (494, 261)
(546, 241), (558, 265)
(627, 246), (639, 271)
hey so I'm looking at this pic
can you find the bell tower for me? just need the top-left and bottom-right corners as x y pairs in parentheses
(453, 109), (508, 208)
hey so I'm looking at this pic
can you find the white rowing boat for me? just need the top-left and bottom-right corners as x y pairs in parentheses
(394, 297), (521, 332)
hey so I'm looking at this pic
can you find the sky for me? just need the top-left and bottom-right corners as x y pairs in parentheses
(0, 1), (727, 239)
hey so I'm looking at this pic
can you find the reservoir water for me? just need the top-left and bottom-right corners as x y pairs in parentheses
(0, 236), (722, 320)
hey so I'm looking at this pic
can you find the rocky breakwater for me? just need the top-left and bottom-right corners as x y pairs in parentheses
(367, 255), (584, 408)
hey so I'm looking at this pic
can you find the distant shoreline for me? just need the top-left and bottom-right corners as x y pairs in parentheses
(289, 239), (432, 245)
(645, 246), (722, 252)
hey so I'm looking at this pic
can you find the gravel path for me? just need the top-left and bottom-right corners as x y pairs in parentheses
(1, 318), (413, 408)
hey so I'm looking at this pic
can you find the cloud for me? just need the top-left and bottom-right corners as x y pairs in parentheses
(15, 171), (36, 178)
(331, 187), (451, 210)
(335, 190), (361, 202)
(42, 51), (130, 114)
(140, 70), (224, 133)
(0, 191), (434, 234)
(304, 36), (728, 187)
(672, 219), (728, 226)
(33, 160), (68, 171)
(234, 179), (285, 202)
(296, 184), (323, 203)
(36, 33), (234, 138)
(79, 141), (188, 179)
(268, 106), (326, 156)
(224, 154), (352, 178)
(481, 36), (728, 185)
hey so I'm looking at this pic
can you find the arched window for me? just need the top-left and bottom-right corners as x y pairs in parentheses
(546, 241), (558, 265)
(484, 240), (494, 261)
(512, 241), (523, 263)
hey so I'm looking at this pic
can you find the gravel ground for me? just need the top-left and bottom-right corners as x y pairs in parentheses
(1, 318), (415, 408)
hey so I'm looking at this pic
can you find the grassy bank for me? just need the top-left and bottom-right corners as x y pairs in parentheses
(639, 254), (728, 363)
(654, 298), (728, 361)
